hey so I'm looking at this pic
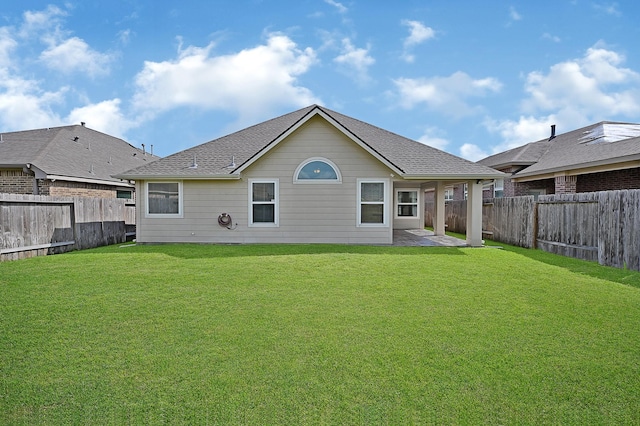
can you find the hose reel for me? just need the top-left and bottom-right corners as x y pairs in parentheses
(218, 213), (236, 229)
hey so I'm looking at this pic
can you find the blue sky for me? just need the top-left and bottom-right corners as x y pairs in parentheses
(1, 1), (639, 160)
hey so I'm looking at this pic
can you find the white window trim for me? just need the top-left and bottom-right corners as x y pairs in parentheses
(248, 178), (279, 227)
(444, 188), (454, 202)
(293, 157), (342, 184)
(145, 181), (183, 218)
(395, 188), (419, 219)
(494, 178), (504, 198)
(357, 178), (390, 227)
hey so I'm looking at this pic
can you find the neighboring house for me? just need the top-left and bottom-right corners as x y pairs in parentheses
(0, 124), (158, 199)
(115, 105), (503, 246)
(478, 122), (640, 197)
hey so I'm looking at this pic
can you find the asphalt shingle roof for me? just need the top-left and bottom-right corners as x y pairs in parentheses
(116, 105), (502, 180)
(0, 125), (157, 183)
(478, 121), (640, 177)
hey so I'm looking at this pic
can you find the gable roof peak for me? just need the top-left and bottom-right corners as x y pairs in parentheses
(115, 104), (503, 180)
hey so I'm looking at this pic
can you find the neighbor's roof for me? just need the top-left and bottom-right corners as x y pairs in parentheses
(477, 139), (553, 170)
(0, 125), (158, 185)
(478, 121), (640, 178)
(115, 105), (503, 180)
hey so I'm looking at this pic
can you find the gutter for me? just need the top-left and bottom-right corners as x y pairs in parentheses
(512, 155), (640, 181)
(112, 174), (242, 181)
(46, 174), (136, 187)
(401, 171), (506, 180)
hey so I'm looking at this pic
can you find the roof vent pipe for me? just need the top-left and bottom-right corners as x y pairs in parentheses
(141, 143), (146, 155)
(549, 124), (556, 140)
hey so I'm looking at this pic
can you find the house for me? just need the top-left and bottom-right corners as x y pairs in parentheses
(478, 122), (640, 197)
(0, 124), (158, 199)
(114, 105), (503, 246)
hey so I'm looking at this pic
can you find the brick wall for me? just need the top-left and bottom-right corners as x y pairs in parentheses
(453, 184), (466, 201)
(577, 168), (640, 192)
(46, 181), (117, 198)
(0, 169), (35, 194)
(554, 175), (577, 194)
(511, 178), (555, 196)
(1, 170), (134, 199)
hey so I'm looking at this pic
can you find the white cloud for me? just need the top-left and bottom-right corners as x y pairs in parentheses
(459, 143), (489, 161)
(333, 38), (375, 83)
(66, 99), (133, 138)
(401, 20), (435, 63)
(0, 69), (67, 130)
(40, 37), (115, 77)
(542, 33), (561, 43)
(484, 115), (556, 151)
(485, 43), (640, 151)
(521, 44), (640, 117)
(417, 127), (449, 150)
(394, 71), (502, 117)
(0, 28), (18, 67)
(593, 2), (622, 16)
(0, 5), (128, 134)
(19, 5), (67, 38)
(118, 29), (132, 45)
(14, 5), (117, 78)
(324, 0), (348, 14)
(132, 33), (319, 124)
(509, 6), (522, 22)
(402, 20), (435, 47)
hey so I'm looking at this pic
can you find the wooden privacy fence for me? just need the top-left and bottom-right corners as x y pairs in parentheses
(425, 189), (640, 271)
(0, 193), (135, 261)
(537, 191), (640, 271)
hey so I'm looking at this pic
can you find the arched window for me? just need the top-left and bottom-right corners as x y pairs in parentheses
(294, 158), (342, 183)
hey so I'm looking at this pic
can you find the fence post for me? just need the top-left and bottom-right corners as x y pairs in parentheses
(532, 200), (538, 249)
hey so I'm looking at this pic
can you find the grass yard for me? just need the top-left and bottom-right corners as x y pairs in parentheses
(1, 242), (640, 424)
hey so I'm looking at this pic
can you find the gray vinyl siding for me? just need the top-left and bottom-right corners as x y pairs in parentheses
(137, 116), (396, 244)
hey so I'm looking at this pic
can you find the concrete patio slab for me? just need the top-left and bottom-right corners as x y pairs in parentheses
(393, 229), (468, 247)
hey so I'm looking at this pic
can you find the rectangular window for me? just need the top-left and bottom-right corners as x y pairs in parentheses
(146, 182), (182, 217)
(396, 190), (418, 217)
(249, 179), (278, 226)
(444, 188), (454, 201)
(116, 190), (132, 199)
(358, 179), (388, 226)
(494, 178), (504, 198)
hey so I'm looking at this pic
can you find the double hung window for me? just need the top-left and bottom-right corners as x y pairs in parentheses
(249, 179), (278, 226)
(357, 179), (388, 226)
(396, 190), (418, 217)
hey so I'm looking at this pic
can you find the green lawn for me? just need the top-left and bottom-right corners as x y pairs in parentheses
(1, 242), (639, 424)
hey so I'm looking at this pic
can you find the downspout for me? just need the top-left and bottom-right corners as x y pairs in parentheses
(24, 163), (39, 195)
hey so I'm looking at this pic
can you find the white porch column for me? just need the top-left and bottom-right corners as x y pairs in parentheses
(466, 180), (483, 247)
(434, 181), (446, 236)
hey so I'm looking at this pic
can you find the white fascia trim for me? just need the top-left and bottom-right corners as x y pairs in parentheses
(401, 172), (506, 180)
(512, 156), (640, 181)
(46, 174), (135, 188)
(315, 110), (405, 176)
(235, 108), (405, 176)
(114, 174), (241, 181)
